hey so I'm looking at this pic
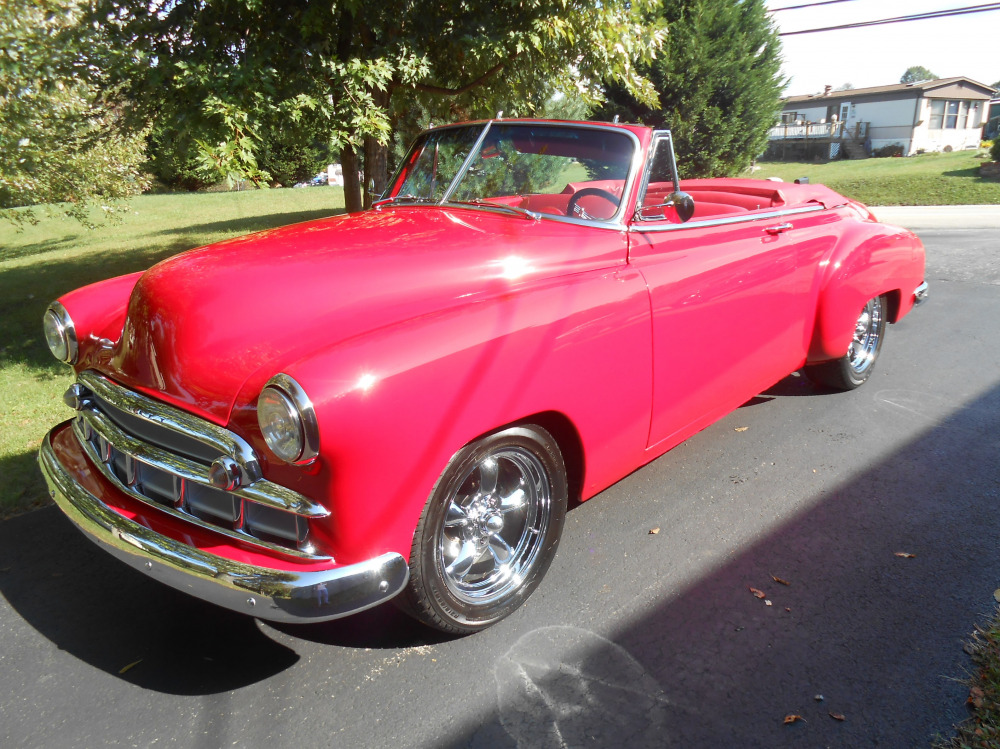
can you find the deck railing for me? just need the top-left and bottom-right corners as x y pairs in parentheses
(768, 121), (869, 140)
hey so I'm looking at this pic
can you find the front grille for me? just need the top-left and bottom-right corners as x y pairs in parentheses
(71, 371), (328, 561)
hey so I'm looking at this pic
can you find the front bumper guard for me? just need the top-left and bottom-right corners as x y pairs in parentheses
(39, 427), (408, 624)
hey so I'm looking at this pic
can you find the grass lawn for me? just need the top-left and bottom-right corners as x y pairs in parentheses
(754, 148), (1000, 206)
(937, 608), (1000, 748)
(0, 186), (345, 517)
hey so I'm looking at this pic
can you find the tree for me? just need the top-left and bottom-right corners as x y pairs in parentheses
(0, 0), (149, 226)
(900, 66), (937, 84)
(102, 0), (665, 212)
(594, 0), (784, 178)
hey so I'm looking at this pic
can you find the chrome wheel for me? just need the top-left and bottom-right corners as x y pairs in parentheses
(804, 294), (888, 391)
(402, 425), (567, 633)
(847, 295), (884, 375)
(438, 448), (551, 605)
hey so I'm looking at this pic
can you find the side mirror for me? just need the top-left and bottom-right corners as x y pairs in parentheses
(669, 191), (695, 223)
(636, 191), (696, 223)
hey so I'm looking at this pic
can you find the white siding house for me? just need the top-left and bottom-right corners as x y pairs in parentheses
(774, 77), (995, 157)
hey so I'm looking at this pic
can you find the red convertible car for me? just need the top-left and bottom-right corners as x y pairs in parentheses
(39, 119), (927, 633)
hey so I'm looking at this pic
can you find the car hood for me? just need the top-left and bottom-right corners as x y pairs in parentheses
(103, 207), (625, 424)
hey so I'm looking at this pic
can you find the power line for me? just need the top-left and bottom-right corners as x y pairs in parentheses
(769, 0), (860, 12)
(778, 2), (1000, 35)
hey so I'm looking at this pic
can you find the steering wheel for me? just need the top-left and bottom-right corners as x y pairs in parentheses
(566, 187), (620, 221)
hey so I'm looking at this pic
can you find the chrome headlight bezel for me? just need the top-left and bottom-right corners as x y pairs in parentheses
(43, 301), (78, 364)
(257, 374), (319, 465)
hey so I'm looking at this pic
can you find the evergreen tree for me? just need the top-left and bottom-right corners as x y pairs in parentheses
(594, 0), (784, 178)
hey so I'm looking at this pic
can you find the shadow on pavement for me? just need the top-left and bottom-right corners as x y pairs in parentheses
(0, 506), (298, 695)
(441, 380), (1000, 747)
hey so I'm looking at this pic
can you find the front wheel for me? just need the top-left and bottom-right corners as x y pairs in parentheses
(805, 294), (887, 390)
(401, 425), (567, 634)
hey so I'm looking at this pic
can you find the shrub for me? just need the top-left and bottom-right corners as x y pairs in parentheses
(991, 138), (1000, 163)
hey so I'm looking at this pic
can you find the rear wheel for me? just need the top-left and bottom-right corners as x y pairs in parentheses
(805, 295), (887, 390)
(401, 425), (567, 634)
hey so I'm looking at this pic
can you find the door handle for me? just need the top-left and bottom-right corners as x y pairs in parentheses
(764, 223), (793, 234)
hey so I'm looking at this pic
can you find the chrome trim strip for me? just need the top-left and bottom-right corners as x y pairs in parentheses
(79, 371), (262, 482)
(40, 429), (408, 623)
(628, 204), (828, 233)
(440, 120), (493, 203)
(914, 280), (929, 306)
(72, 418), (331, 561)
(262, 373), (320, 465)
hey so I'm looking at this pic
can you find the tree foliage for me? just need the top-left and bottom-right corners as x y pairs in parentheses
(900, 66), (937, 84)
(100, 0), (665, 211)
(594, 0), (784, 178)
(0, 0), (149, 226)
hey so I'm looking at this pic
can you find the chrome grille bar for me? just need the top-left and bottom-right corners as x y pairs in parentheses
(72, 418), (330, 561)
(68, 370), (331, 561)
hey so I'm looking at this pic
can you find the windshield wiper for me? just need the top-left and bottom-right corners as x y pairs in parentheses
(447, 199), (541, 221)
(372, 194), (437, 209)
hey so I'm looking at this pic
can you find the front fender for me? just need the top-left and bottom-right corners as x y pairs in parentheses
(56, 272), (144, 370)
(230, 268), (653, 564)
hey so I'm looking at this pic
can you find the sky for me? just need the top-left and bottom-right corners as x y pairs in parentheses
(765, 0), (1000, 96)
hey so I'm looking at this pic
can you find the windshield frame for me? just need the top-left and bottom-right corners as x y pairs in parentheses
(381, 120), (644, 228)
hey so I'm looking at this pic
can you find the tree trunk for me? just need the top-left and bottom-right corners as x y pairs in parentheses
(362, 140), (389, 209)
(362, 88), (391, 209)
(341, 145), (363, 213)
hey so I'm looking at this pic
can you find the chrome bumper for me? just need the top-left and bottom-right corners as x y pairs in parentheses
(39, 427), (408, 623)
(914, 281), (929, 306)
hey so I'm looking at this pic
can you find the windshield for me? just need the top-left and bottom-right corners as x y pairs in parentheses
(390, 123), (636, 222)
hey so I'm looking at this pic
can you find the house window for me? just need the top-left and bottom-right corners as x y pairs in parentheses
(780, 112), (798, 124)
(929, 100), (944, 129)
(929, 99), (979, 129)
(945, 101), (960, 128)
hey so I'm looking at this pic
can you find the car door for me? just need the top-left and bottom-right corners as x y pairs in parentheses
(627, 133), (833, 451)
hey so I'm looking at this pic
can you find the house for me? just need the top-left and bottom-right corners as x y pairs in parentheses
(770, 77), (996, 158)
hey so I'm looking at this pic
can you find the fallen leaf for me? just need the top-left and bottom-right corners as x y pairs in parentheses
(894, 552), (916, 558)
(783, 714), (804, 725)
(749, 587), (766, 599)
(829, 712), (845, 721)
(771, 574), (791, 586)
(993, 589), (1000, 603)
(785, 607), (792, 612)
(648, 527), (660, 535)
(764, 600), (773, 606)
(814, 694), (824, 702)
(118, 659), (142, 675)
(735, 426), (749, 432)
(969, 686), (985, 709)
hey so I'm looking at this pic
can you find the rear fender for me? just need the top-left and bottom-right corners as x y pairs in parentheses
(807, 220), (923, 363)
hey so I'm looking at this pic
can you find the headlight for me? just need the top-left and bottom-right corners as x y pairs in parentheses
(43, 302), (78, 364)
(257, 374), (319, 464)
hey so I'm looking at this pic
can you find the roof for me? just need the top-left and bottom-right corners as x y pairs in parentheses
(783, 76), (997, 105)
